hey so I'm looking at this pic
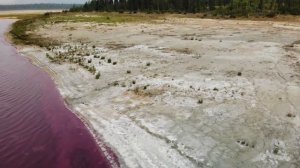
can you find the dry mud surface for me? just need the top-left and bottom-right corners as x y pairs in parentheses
(19, 17), (300, 168)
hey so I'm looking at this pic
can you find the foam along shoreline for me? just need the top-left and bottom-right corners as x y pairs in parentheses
(17, 16), (300, 168)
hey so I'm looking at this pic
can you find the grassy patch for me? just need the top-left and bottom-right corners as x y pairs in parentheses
(43, 12), (163, 24)
(9, 12), (164, 46)
(9, 13), (52, 46)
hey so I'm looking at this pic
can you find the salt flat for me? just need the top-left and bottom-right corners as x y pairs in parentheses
(19, 16), (300, 168)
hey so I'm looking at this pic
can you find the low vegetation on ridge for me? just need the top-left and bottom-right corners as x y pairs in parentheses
(9, 12), (163, 46)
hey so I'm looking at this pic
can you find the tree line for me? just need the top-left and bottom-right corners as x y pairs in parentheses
(70, 0), (300, 16)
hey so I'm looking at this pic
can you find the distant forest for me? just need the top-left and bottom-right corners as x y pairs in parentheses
(70, 0), (300, 16)
(0, 4), (78, 11)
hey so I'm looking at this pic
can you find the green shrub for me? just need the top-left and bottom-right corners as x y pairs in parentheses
(89, 66), (96, 74)
(95, 72), (101, 79)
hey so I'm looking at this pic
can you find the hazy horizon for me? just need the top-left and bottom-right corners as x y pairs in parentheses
(0, 0), (85, 5)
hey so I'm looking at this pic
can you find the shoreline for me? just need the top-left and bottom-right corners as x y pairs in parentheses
(4, 20), (121, 168)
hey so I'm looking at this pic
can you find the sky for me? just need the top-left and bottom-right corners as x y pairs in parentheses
(0, 0), (85, 4)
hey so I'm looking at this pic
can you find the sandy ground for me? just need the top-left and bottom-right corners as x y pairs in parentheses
(18, 17), (300, 168)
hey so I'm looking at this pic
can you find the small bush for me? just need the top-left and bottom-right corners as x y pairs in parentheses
(266, 12), (277, 18)
(44, 12), (51, 17)
(127, 70), (131, 74)
(101, 56), (105, 60)
(273, 147), (279, 154)
(95, 72), (101, 79)
(113, 81), (119, 86)
(89, 66), (96, 74)
(287, 113), (296, 118)
(88, 59), (92, 63)
(108, 58), (112, 63)
(113, 62), (117, 65)
(146, 62), (151, 66)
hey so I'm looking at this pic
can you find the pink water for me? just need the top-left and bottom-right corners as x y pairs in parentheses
(0, 20), (118, 168)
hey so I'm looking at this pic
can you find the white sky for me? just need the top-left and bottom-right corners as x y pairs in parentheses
(0, 0), (85, 4)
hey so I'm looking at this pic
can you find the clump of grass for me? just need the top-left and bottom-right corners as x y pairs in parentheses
(132, 80), (136, 84)
(127, 70), (131, 74)
(101, 56), (105, 60)
(287, 113), (296, 118)
(146, 62), (151, 66)
(108, 58), (112, 63)
(88, 59), (92, 63)
(10, 14), (53, 47)
(46, 53), (54, 61)
(113, 81), (119, 86)
(273, 147), (279, 155)
(89, 66), (96, 74)
(95, 72), (101, 79)
(92, 45), (96, 48)
(237, 72), (242, 76)
(113, 62), (117, 65)
(198, 99), (203, 104)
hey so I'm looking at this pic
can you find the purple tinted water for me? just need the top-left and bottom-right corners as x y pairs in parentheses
(0, 20), (118, 168)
